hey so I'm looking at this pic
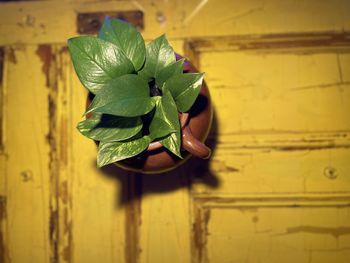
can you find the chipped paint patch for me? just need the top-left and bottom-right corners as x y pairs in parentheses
(60, 116), (68, 166)
(36, 45), (53, 87)
(7, 48), (17, 64)
(190, 32), (350, 53)
(36, 44), (59, 262)
(49, 208), (59, 263)
(0, 195), (8, 263)
(0, 48), (4, 153)
(192, 204), (211, 263)
(279, 226), (350, 239)
(59, 181), (68, 205)
(125, 173), (142, 263)
(36, 44), (73, 263)
(0, 48), (4, 85)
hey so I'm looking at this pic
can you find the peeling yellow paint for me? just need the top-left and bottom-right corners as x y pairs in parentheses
(0, 1), (350, 263)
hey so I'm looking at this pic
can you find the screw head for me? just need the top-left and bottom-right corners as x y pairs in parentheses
(324, 166), (338, 179)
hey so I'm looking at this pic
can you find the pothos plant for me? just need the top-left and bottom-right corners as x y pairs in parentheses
(68, 18), (204, 167)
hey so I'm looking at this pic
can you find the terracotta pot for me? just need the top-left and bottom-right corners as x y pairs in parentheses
(87, 56), (213, 174)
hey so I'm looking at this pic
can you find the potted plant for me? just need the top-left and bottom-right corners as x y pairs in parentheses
(68, 17), (212, 174)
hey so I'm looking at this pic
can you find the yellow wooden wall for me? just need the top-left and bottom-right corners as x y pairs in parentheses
(1, 1), (350, 263)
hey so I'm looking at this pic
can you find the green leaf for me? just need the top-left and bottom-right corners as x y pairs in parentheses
(161, 131), (182, 159)
(68, 36), (134, 94)
(86, 74), (156, 117)
(138, 35), (176, 81)
(156, 58), (185, 88)
(156, 89), (182, 158)
(77, 113), (142, 142)
(149, 90), (179, 141)
(164, 73), (204, 112)
(97, 136), (151, 167)
(98, 18), (146, 71)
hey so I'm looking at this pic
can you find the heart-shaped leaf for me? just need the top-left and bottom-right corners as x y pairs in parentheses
(155, 89), (182, 158)
(97, 136), (151, 167)
(160, 131), (182, 159)
(86, 74), (156, 117)
(149, 90), (179, 141)
(164, 73), (204, 112)
(98, 18), (146, 71)
(156, 58), (185, 88)
(138, 35), (176, 81)
(77, 113), (142, 142)
(68, 36), (134, 94)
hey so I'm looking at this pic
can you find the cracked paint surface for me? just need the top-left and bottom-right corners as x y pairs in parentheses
(1, 1), (350, 263)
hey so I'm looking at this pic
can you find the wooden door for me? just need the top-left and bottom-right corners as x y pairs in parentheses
(1, 1), (350, 262)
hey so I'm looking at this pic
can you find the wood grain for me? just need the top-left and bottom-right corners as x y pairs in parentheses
(0, 0), (350, 262)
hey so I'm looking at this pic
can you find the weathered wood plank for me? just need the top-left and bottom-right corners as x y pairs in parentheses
(0, 46), (9, 263)
(139, 169), (192, 263)
(0, 0), (350, 45)
(193, 196), (350, 263)
(68, 51), (128, 263)
(191, 46), (350, 197)
(189, 32), (350, 53)
(138, 40), (192, 263)
(209, 207), (350, 263)
(2, 1), (350, 263)
(193, 147), (350, 195)
(200, 52), (350, 133)
(2, 45), (51, 263)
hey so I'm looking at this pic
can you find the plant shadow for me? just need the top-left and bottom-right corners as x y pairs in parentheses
(98, 110), (220, 207)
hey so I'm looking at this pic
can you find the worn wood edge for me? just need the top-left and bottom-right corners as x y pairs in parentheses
(183, 40), (201, 69)
(188, 31), (350, 53)
(0, 50), (6, 263)
(56, 45), (74, 263)
(124, 173), (142, 263)
(0, 46), (10, 263)
(207, 130), (350, 154)
(36, 43), (73, 263)
(0, 47), (4, 154)
(0, 195), (9, 263)
(193, 193), (350, 207)
(54, 44), (73, 263)
(191, 202), (209, 263)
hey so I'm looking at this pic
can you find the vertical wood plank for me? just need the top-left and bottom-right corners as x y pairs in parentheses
(138, 40), (192, 263)
(69, 51), (127, 263)
(2, 45), (50, 263)
(36, 44), (75, 263)
(0, 46), (10, 263)
(1, 1), (350, 263)
(139, 169), (192, 263)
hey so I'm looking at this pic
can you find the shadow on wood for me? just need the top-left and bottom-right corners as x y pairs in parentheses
(98, 109), (220, 207)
